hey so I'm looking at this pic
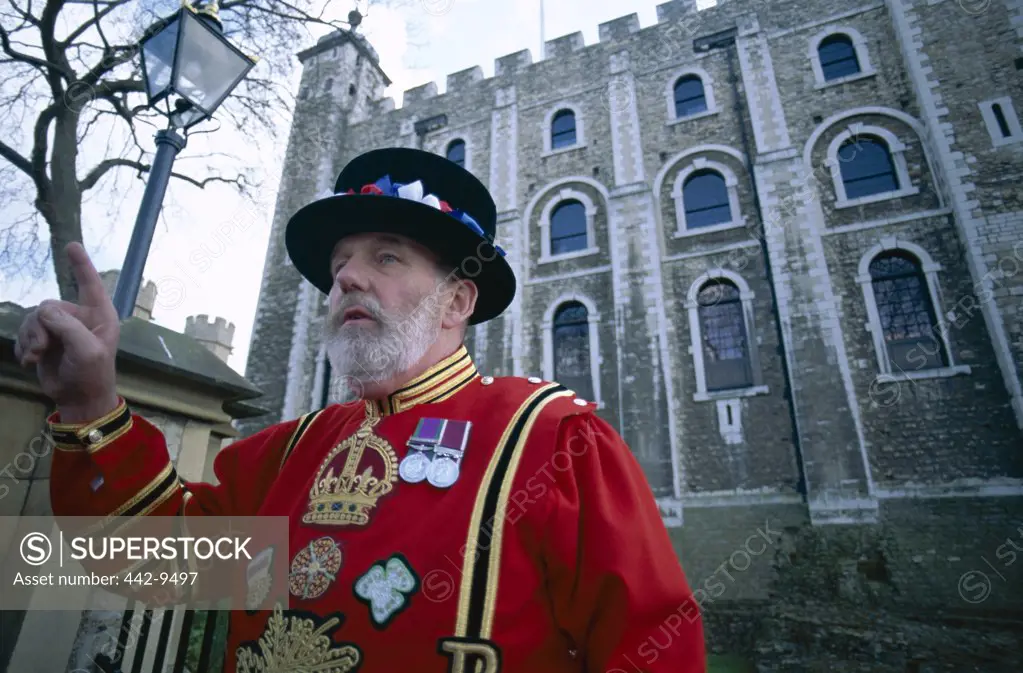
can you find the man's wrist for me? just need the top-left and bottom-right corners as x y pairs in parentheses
(56, 395), (121, 425)
(49, 396), (132, 453)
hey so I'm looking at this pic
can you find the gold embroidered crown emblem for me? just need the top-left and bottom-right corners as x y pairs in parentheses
(304, 423), (398, 526)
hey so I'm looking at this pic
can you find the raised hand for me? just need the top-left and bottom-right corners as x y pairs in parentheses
(14, 242), (121, 423)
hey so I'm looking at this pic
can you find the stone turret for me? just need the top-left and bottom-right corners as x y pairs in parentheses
(99, 270), (157, 321)
(184, 314), (235, 363)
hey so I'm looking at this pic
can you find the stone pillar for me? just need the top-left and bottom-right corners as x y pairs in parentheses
(483, 84), (521, 377)
(606, 50), (678, 514)
(737, 14), (875, 524)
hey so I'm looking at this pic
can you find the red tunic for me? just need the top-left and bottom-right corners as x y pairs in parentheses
(49, 346), (705, 672)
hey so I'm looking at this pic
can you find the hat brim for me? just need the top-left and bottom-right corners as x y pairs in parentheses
(286, 194), (515, 325)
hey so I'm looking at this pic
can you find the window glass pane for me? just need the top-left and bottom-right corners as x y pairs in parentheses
(552, 110), (577, 149)
(683, 170), (732, 228)
(838, 138), (899, 198)
(674, 76), (707, 117)
(697, 282), (752, 390)
(550, 201), (587, 254)
(869, 253), (946, 370)
(446, 140), (465, 167)
(819, 35), (861, 80)
(554, 302), (594, 400)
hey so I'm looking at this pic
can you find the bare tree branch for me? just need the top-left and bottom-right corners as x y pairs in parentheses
(60, 0), (127, 48)
(0, 137), (32, 175)
(0, 0), (401, 297)
(79, 155), (253, 192)
(0, 21), (72, 76)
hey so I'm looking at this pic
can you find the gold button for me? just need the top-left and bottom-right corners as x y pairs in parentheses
(86, 429), (104, 444)
(573, 398), (588, 406)
(481, 376), (494, 385)
(527, 376), (542, 383)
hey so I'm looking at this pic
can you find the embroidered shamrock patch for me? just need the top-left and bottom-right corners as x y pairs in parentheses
(353, 553), (419, 628)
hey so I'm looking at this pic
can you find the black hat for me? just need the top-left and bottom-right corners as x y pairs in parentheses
(285, 147), (515, 325)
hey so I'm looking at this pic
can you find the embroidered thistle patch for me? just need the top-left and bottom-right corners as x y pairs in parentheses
(235, 605), (360, 673)
(353, 553), (419, 628)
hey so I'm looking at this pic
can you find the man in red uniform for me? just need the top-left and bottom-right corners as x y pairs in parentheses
(16, 148), (706, 672)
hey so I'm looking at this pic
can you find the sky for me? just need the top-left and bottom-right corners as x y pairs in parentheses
(0, 0), (697, 375)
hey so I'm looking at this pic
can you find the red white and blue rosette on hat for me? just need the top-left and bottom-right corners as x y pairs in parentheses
(327, 175), (506, 257)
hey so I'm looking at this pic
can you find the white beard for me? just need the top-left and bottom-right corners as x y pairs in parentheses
(323, 291), (442, 402)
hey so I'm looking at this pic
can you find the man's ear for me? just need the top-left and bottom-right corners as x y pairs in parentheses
(441, 278), (478, 330)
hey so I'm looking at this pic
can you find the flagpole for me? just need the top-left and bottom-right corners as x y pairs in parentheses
(539, 0), (545, 59)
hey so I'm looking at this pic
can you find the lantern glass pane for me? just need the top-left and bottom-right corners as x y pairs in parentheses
(170, 104), (207, 129)
(141, 17), (179, 99)
(173, 12), (253, 115)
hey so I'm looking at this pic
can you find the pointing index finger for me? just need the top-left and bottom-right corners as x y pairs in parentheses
(65, 242), (109, 308)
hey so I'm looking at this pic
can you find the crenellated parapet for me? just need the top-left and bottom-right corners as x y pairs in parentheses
(402, 81), (438, 107)
(306, 0), (747, 120)
(598, 13), (641, 43)
(494, 49), (533, 77)
(446, 66), (484, 93)
(543, 31), (585, 60)
(656, 0), (698, 22)
(185, 314), (236, 364)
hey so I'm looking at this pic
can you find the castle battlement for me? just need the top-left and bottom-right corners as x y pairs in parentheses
(375, 0), (735, 113)
(446, 65), (484, 93)
(544, 32), (585, 60)
(494, 48), (533, 77)
(185, 313), (236, 363)
(403, 81), (438, 107)
(597, 12), (641, 43)
(656, 0), (698, 22)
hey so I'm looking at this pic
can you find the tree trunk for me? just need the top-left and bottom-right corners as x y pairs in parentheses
(47, 109), (84, 302)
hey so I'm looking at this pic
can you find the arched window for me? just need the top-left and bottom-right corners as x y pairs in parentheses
(553, 301), (595, 402)
(697, 280), (753, 391)
(446, 139), (466, 168)
(869, 252), (946, 370)
(673, 75), (707, 118)
(551, 109), (577, 150)
(837, 136), (899, 199)
(683, 170), (731, 228)
(549, 200), (587, 254)
(818, 34), (860, 81)
(323, 77), (333, 92)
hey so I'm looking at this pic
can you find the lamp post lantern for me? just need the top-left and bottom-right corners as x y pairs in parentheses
(112, 0), (257, 320)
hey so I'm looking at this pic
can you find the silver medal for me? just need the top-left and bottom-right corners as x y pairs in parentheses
(426, 455), (460, 488)
(399, 450), (431, 483)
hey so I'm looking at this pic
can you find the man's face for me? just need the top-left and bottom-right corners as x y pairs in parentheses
(323, 232), (453, 394)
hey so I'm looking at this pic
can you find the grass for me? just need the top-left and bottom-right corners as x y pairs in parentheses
(707, 653), (755, 673)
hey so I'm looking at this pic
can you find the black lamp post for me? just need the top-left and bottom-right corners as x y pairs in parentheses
(112, 0), (257, 319)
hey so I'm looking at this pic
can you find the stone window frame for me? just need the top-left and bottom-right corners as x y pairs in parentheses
(542, 103), (586, 157)
(856, 238), (971, 382)
(542, 292), (604, 408)
(978, 96), (1023, 148)
(538, 187), (600, 263)
(665, 66), (718, 125)
(671, 158), (746, 237)
(685, 269), (768, 402)
(826, 123), (919, 209)
(808, 26), (876, 89)
(442, 136), (473, 173)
